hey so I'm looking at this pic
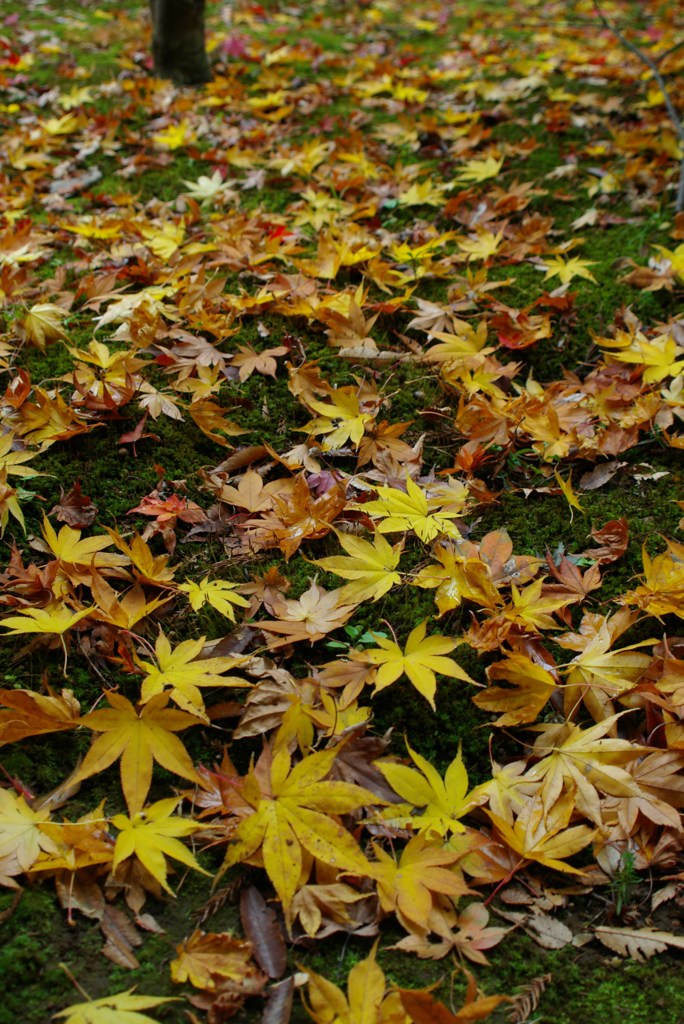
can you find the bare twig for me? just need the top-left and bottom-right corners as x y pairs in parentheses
(656, 37), (684, 67)
(593, 0), (684, 210)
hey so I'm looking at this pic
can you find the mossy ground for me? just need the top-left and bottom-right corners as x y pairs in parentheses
(2, 0), (684, 1019)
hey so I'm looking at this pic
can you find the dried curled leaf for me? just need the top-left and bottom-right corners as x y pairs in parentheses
(594, 925), (684, 962)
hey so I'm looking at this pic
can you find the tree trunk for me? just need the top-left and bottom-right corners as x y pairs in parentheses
(149, 0), (212, 86)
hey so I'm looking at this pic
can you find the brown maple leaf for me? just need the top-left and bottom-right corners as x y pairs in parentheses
(258, 580), (356, 648)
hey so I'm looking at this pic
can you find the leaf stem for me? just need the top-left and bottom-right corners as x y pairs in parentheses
(58, 963), (91, 1002)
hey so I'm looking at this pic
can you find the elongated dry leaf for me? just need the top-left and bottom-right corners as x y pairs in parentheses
(240, 884), (287, 979)
(262, 977), (295, 1024)
(594, 926), (684, 962)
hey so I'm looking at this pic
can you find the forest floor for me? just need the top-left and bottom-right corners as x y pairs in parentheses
(1, 1), (684, 1022)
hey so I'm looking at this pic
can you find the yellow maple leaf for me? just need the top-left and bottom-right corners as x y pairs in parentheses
(22, 303), (68, 350)
(0, 789), (58, 884)
(302, 388), (377, 450)
(542, 256), (597, 285)
(188, 398), (244, 447)
(0, 467), (24, 536)
(40, 512), (129, 569)
(454, 155), (504, 184)
(609, 332), (684, 384)
(73, 691), (204, 814)
(0, 602), (93, 636)
(398, 179), (447, 207)
(502, 578), (573, 632)
(152, 120), (194, 149)
(457, 229), (504, 263)
(312, 530), (403, 604)
(487, 790), (595, 875)
(137, 631), (250, 720)
(412, 542), (503, 617)
(0, 432), (42, 483)
(90, 573), (171, 630)
(378, 742), (476, 836)
(554, 470), (584, 520)
(111, 797), (208, 894)
(61, 217), (123, 240)
(359, 475), (466, 543)
(372, 834), (470, 933)
(621, 539), (684, 619)
(524, 713), (647, 825)
(40, 514), (130, 591)
(178, 576), (250, 622)
(304, 941), (408, 1024)
(365, 621), (475, 709)
(651, 242), (684, 282)
(423, 318), (490, 363)
(170, 930), (261, 990)
(560, 617), (654, 723)
(140, 221), (185, 260)
(473, 651), (557, 726)
(104, 528), (177, 587)
(53, 989), (177, 1024)
(220, 740), (380, 912)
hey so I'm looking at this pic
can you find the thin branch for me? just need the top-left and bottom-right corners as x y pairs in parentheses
(593, 0), (684, 210)
(655, 37), (684, 67)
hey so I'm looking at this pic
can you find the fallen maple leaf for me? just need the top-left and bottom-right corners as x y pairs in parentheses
(473, 651), (557, 726)
(136, 631), (250, 720)
(412, 542), (503, 617)
(542, 256), (597, 285)
(50, 480), (98, 529)
(302, 387), (378, 450)
(0, 788), (58, 884)
(312, 530), (403, 604)
(621, 539), (684, 620)
(22, 303), (69, 350)
(258, 579), (356, 647)
(398, 968), (508, 1023)
(372, 833), (470, 934)
(0, 602), (94, 637)
(38, 515), (130, 590)
(524, 713), (648, 825)
(365, 621), (475, 709)
(220, 739), (380, 912)
(111, 797), (208, 894)
(178, 576), (250, 622)
(454, 155), (504, 184)
(90, 574), (171, 631)
(230, 343), (289, 381)
(554, 470), (584, 519)
(170, 929), (260, 990)
(359, 476), (467, 543)
(53, 989), (177, 1024)
(502, 578), (573, 632)
(104, 528), (177, 587)
(487, 789), (595, 875)
(304, 941), (407, 1024)
(182, 170), (238, 203)
(73, 692), (204, 814)
(377, 742), (476, 836)
(0, 686), (80, 744)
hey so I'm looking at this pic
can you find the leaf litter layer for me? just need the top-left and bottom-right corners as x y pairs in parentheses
(1, 0), (684, 1021)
